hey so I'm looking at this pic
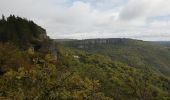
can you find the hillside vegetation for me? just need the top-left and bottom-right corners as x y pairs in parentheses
(63, 39), (170, 76)
(0, 16), (170, 100)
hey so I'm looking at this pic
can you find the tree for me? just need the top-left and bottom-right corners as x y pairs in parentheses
(2, 14), (5, 21)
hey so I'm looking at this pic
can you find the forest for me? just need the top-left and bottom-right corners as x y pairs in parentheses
(0, 15), (170, 100)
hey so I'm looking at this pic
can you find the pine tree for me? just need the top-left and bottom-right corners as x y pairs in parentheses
(2, 15), (5, 20)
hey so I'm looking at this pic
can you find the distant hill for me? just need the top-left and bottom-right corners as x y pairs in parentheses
(153, 41), (170, 48)
(62, 38), (170, 76)
(0, 15), (49, 48)
(53, 39), (77, 42)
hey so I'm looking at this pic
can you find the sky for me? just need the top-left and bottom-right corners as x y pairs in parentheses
(0, 0), (170, 41)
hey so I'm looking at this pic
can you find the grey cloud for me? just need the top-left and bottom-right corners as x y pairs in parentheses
(0, 0), (170, 40)
(119, 0), (152, 20)
(119, 0), (170, 21)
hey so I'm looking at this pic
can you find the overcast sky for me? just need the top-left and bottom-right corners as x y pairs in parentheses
(0, 0), (170, 41)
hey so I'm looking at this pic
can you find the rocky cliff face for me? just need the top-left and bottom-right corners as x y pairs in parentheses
(71, 38), (137, 49)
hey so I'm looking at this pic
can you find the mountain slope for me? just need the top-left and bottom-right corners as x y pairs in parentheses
(61, 38), (170, 76)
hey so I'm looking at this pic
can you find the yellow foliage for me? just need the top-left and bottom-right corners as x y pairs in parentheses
(45, 54), (54, 62)
(27, 47), (34, 55)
